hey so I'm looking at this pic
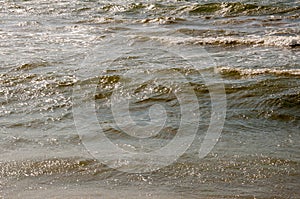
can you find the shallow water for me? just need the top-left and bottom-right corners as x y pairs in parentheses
(0, 0), (299, 198)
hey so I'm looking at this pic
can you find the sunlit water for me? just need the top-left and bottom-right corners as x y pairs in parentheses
(0, 0), (299, 198)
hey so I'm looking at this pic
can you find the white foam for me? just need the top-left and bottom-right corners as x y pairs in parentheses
(154, 35), (300, 47)
(216, 66), (300, 76)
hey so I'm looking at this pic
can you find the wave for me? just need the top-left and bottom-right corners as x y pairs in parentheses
(155, 35), (300, 47)
(13, 62), (49, 71)
(136, 16), (186, 24)
(0, 70), (75, 128)
(97, 2), (300, 17)
(216, 67), (300, 77)
(0, 158), (98, 178)
(186, 2), (300, 17)
(5, 1), (298, 18)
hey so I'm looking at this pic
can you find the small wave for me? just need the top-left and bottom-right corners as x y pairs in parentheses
(0, 158), (98, 178)
(97, 2), (300, 17)
(217, 67), (300, 77)
(75, 17), (125, 25)
(156, 35), (300, 47)
(177, 28), (241, 37)
(256, 91), (300, 122)
(186, 2), (300, 17)
(0, 72), (75, 126)
(13, 62), (49, 71)
(137, 16), (185, 24)
(2, 1), (299, 19)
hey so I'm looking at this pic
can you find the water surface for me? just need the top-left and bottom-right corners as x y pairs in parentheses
(0, 0), (299, 198)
